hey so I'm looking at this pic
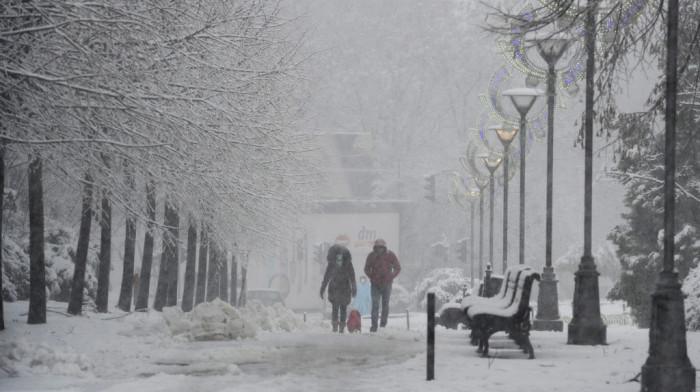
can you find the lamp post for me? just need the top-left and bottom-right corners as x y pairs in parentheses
(492, 125), (518, 274)
(475, 177), (489, 281)
(529, 32), (570, 332)
(568, 0), (606, 346)
(501, 88), (541, 265)
(466, 189), (479, 288)
(641, 0), (695, 389)
(483, 156), (502, 272)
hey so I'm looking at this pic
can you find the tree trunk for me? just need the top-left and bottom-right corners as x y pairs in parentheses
(181, 221), (197, 312)
(219, 249), (228, 302)
(238, 264), (247, 307)
(117, 170), (136, 312)
(67, 174), (93, 315)
(230, 254), (237, 306)
(194, 226), (208, 306)
(117, 215), (136, 312)
(152, 251), (168, 311)
(95, 194), (111, 313)
(165, 202), (179, 307)
(135, 180), (156, 310)
(206, 242), (219, 302)
(0, 146), (4, 330)
(27, 157), (46, 324)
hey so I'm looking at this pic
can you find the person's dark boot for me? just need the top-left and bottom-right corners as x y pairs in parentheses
(332, 320), (338, 332)
(339, 322), (346, 333)
(370, 324), (378, 332)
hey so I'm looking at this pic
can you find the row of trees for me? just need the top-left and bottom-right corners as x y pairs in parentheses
(1, 0), (318, 330)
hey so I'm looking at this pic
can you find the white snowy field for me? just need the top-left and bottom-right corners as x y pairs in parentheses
(1, 299), (699, 392)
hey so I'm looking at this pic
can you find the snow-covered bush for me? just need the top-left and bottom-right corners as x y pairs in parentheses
(555, 241), (621, 301)
(390, 283), (411, 311)
(411, 268), (469, 311)
(44, 228), (98, 302)
(2, 237), (30, 301)
(2, 227), (98, 302)
(683, 265), (700, 331)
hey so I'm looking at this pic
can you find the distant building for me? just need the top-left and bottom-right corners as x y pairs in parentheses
(246, 133), (409, 310)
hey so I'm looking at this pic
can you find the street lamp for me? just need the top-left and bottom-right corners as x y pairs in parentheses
(491, 125), (518, 274)
(449, 177), (480, 289)
(482, 155), (502, 273)
(568, 0), (607, 346)
(463, 186), (480, 289)
(641, 0), (695, 389)
(474, 177), (489, 281)
(501, 88), (541, 265)
(528, 31), (570, 332)
(468, 189), (479, 288)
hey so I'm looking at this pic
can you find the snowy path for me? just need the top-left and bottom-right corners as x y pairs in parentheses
(3, 301), (700, 392)
(146, 327), (424, 379)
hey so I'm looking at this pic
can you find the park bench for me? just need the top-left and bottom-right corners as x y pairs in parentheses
(460, 264), (531, 337)
(466, 268), (540, 359)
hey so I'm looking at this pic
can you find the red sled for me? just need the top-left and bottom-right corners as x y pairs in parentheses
(347, 309), (362, 333)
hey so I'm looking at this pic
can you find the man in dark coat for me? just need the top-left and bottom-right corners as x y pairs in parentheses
(320, 244), (357, 333)
(363, 238), (401, 332)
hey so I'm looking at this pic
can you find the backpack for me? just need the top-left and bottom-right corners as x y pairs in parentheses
(347, 309), (362, 333)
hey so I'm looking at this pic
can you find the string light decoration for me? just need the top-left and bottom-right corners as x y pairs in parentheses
(466, 64), (547, 163)
(498, 0), (656, 97)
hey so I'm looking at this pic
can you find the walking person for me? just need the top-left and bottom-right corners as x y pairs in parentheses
(364, 239), (401, 332)
(320, 244), (357, 333)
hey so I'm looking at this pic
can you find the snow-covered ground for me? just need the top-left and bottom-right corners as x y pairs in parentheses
(1, 299), (698, 392)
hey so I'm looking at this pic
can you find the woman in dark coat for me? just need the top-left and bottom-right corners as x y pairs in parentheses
(320, 244), (357, 333)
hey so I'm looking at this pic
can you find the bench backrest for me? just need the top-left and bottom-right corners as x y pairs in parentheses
(463, 265), (531, 312)
(486, 266), (530, 310)
(507, 269), (540, 319)
(467, 267), (539, 318)
(468, 269), (540, 318)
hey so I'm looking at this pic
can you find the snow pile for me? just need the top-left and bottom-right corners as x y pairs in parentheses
(162, 298), (307, 341)
(0, 339), (93, 377)
(162, 299), (258, 341)
(239, 300), (306, 332)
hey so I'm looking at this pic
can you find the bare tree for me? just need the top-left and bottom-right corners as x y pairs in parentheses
(181, 221), (197, 312)
(67, 175), (94, 315)
(116, 171), (137, 312)
(27, 157), (46, 324)
(229, 252), (238, 306)
(95, 190), (112, 313)
(134, 180), (156, 311)
(194, 225), (208, 306)
(206, 242), (220, 302)
(219, 249), (228, 304)
(0, 144), (5, 330)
